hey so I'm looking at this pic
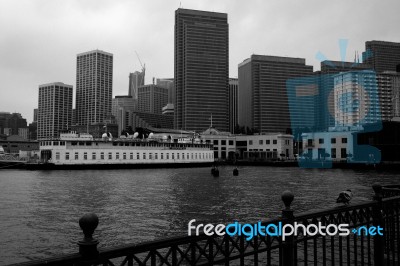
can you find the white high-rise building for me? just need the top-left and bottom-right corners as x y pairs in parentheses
(38, 82), (73, 139)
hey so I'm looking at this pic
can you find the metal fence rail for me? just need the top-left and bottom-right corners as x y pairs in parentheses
(13, 183), (400, 266)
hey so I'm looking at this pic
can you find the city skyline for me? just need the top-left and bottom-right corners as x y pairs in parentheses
(1, 0), (400, 123)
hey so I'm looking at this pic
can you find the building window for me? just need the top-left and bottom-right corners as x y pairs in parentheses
(187, 153), (189, 159)
(149, 153), (152, 159)
(331, 138), (336, 144)
(182, 153), (184, 160)
(92, 153), (96, 160)
(213, 140), (218, 145)
(341, 148), (347, 158)
(259, 140), (263, 145)
(249, 140), (253, 145)
(273, 140), (277, 145)
(167, 153), (169, 159)
(143, 153), (146, 159)
(84, 152), (87, 160)
(221, 140), (226, 145)
(56, 152), (60, 160)
(229, 140), (234, 145)
(108, 153), (112, 160)
(116, 153), (119, 159)
(266, 140), (270, 144)
(155, 153), (158, 159)
(331, 148), (336, 159)
(101, 152), (104, 160)
(177, 153), (179, 159)
(65, 152), (69, 160)
(319, 138), (324, 144)
(342, 138), (347, 144)
(130, 153), (133, 159)
(137, 153), (140, 159)
(75, 152), (79, 160)
(123, 153), (126, 160)
(172, 153), (175, 159)
(161, 153), (164, 159)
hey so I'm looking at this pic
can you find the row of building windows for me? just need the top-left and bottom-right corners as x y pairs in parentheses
(249, 139), (278, 145)
(56, 151), (213, 161)
(312, 137), (348, 145)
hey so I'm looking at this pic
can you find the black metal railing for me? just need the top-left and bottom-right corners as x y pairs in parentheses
(13, 183), (400, 266)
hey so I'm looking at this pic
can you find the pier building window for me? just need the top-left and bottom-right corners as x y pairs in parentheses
(123, 153), (126, 160)
(137, 153), (140, 159)
(166, 153), (169, 159)
(108, 153), (112, 159)
(60, 142), (65, 146)
(331, 148), (336, 159)
(342, 138), (347, 144)
(83, 152), (87, 160)
(182, 153), (184, 159)
(75, 152), (79, 160)
(341, 148), (347, 158)
(56, 152), (60, 160)
(143, 153), (146, 159)
(331, 138), (336, 144)
(319, 139), (324, 144)
(92, 153), (96, 160)
(273, 140), (277, 145)
(101, 152), (104, 160)
(149, 153), (152, 159)
(266, 140), (270, 144)
(249, 140), (253, 145)
(221, 140), (226, 145)
(259, 140), (263, 145)
(161, 153), (164, 159)
(187, 153), (189, 159)
(116, 153), (119, 159)
(65, 152), (70, 160)
(229, 140), (234, 145)
(172, 153), (174, 159)
(177, 153), (179, 159)
(53, 141), (59, 146)
(130, 153), (133, 159)
(155, 153), (158, 159)
(213, 140), (218, 145)
(72, 142), (77, 146)
(79, 142), (84, 146)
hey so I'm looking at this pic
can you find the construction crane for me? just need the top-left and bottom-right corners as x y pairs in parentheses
(135, 51), (146, 86)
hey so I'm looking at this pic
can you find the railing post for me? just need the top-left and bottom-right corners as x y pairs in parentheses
(281, 191), (295, 266)
(78, 213), (99, 258)
(372, 183), (384, 265)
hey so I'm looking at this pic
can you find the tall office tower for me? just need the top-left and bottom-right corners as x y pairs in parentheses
(37, 82), (73, 140)
(76, 50), (113, 126)
(333, 71), (380, 127)
(228, 78), (238, 133)
(175, 8), (229, 132)
(317, 60), (371, 130)
(238, 55), (313, 133)
(112, 96), (136, 134)
(33, 109), (38, 122)
(363, 41), (400, 73)
(137, 85), (168, 114)
(128, 71), (145, 99)
(156, 78), (174, 104)
(377, 71), (400, 119)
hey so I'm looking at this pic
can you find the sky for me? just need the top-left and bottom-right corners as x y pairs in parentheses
(0, 0), (399, 123)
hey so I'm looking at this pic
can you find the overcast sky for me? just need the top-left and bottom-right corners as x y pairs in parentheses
(1, 0), (399, 123)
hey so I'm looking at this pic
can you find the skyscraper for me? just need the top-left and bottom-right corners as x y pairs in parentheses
(363, 41), (400, 73)
(112, 96), (136, 134)
(137, 84), (168, 114)
(128, 71), (145, 99)
(38, 82), (73, 139)
(228, 78), (238, 133)
(175, 8), (229, 132)
(238, 55), (313, 133)
(76, 50), (113, 126)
